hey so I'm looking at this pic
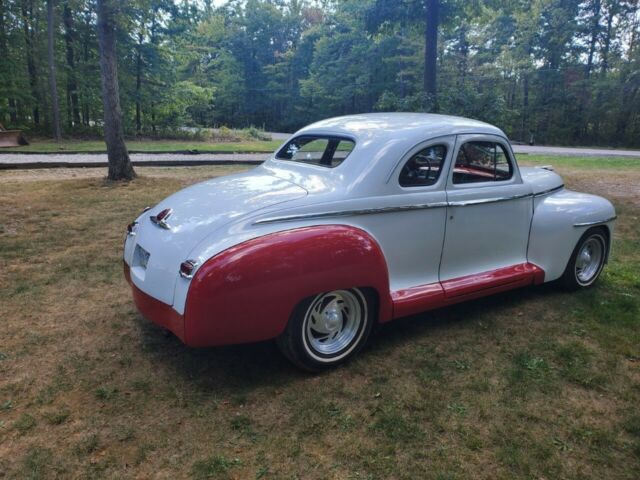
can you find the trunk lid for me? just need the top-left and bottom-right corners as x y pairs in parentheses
(129, 169), (307, 305)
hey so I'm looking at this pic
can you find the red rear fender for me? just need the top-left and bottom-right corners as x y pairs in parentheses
(184, 225), (393, 347)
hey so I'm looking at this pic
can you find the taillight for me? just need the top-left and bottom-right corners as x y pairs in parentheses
(127, 221), (138, 236)
(150, 208), (173, 229)
(156, 208), (171, 221)
(179, 260), (198, 279)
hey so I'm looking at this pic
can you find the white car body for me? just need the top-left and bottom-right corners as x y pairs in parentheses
(124, 113), (616, 350)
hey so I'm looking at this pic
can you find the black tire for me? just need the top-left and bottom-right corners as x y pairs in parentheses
(276, 288), (375, 372)
(560, 227), (608, 290)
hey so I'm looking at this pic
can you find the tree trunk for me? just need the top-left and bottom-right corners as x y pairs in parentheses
(21, 0), (40, 125)
(63, 1), (80, 126)
(424, 0), (439, 111)
(135, 32), (142, 134)
(0, 0), (15, 124)
(47, 0), (62, 141)
(456, 25), (468, 87)
(522, 73), (529, 143)
(585, 0), (601, 77)
(97, 0), (135, 181)
(82, 8), (91, 126)
(601, 5), (615, 74)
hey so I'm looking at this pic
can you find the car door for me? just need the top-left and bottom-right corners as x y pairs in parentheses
(358, 135), (454, 294)
(439, 134), (533, 284)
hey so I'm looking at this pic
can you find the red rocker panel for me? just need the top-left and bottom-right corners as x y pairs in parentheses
(183, 226), (393, 347)
(391, 262), (545, 319)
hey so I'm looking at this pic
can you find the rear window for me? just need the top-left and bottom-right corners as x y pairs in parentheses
(275, 135), (355, 168)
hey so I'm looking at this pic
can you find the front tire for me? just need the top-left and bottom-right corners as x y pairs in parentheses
(560, 228), (608, 290)
(276, 288), (375, 371)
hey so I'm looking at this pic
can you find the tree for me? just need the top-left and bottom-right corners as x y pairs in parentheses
(21, 0), (41, 126)
(62, 0), (81, 127)
(424, 0), (439, 110)
(96, 0), (135, 180)
(1, 0), (639, 147)
(47, 0), (61, 140)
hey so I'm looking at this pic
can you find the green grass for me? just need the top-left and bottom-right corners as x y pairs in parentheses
(0, 162), (638, 478)
(0, 138), (282, 153)
(518, 153), (640, 169)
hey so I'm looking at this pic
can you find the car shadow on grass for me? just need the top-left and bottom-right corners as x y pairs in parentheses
(132, 281), (566, 392)
(369, 282), (565, 351)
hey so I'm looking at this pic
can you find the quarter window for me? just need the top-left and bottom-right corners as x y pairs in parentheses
(452, 141), (513, 184)
(399, 145), (447, 187)
(276, 135), (355, 168)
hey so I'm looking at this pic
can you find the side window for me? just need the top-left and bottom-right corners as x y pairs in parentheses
(276, 135), (355, 168)
(452, 141), (513, 184)
(291, 138), (328, 163)
(399, 145), (447, 187)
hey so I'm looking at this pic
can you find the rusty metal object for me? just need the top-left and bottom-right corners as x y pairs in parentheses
(0, 123), (29, 147)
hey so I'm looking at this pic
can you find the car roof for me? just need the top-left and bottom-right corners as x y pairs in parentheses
(295, 112), (506, 143)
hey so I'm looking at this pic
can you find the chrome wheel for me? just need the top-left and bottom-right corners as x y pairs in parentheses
(575, 235), (605, 286)
(302, 289), (366, 360)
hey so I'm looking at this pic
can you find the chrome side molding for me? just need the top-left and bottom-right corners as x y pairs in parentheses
(447, 192), (533, 207)
(533, 184), (564, 197)
(573, 216), (617, 228)
(254, 202), (449, 225)
(254, 188), (568, 226)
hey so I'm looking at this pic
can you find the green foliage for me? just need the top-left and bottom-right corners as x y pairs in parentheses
(191, 455), (241, 480)
(0, 0), (638, 146)
(14, 413), (37, 434)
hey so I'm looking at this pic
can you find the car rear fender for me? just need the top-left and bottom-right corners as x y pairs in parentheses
(182, 225), (393, 347)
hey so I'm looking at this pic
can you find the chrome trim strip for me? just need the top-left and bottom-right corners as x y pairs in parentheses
(533, 184), (564, 197)
(254, 190), (563, 225)
(447, 192), (532, 207)
(150, 216), (171, 229)
(573, 215), (617, 228)
(253, 202), (449, 225)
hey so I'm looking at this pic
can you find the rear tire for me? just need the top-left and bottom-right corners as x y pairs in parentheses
(276, 288), (375, 371)
(560, 227), (608, 290)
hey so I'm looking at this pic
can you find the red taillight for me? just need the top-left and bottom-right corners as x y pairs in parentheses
(179, 260), (197, 279)
(156, 208), (171, 221)
(150, 208), (173, 230)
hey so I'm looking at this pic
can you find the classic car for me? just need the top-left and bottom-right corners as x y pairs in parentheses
(124, 113), (616, 370)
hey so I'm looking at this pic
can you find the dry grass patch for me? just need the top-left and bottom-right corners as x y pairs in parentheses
(0, 163), (638, 479)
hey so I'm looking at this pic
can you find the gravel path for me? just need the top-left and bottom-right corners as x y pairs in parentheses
(0, 152), (271, 169)
(0, 145), (638, 169)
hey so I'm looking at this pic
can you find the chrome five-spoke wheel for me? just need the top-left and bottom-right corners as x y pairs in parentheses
(561, 228), (607, 289)
(304, 290), (364, 358)
(277, 288), (374, 371)
(575, 236), (604, 285)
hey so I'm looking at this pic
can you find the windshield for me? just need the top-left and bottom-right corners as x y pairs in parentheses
(275, 135), (355, 168)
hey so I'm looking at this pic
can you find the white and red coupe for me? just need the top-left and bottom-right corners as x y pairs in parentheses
(124, 113), (616, 370)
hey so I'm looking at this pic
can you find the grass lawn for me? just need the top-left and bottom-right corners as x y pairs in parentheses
(0, 138), (282, 154)
(0, 160), (638, 479)
(519, 154), (640, 170)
